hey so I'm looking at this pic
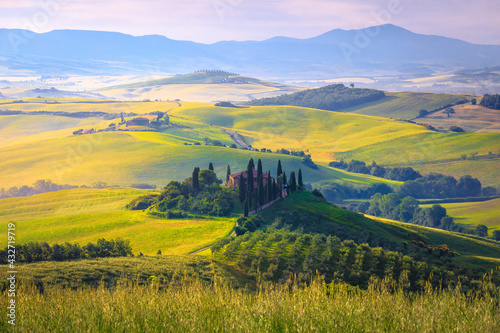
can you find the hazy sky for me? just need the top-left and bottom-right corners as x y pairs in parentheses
(1, 0), (499, 44)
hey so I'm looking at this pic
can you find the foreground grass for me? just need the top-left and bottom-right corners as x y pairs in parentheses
(2, 278), (499, 332)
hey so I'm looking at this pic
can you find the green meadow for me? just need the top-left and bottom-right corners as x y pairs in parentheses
(170, 103), (500, 167)
(341, 91), (468, 119)
(422, 198), (500, 233)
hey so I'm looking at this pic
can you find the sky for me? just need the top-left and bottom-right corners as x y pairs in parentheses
(0, 0), (499, 45)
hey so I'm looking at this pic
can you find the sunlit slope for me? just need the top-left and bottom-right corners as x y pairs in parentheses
(341, 92), (468, 119)
(0, 188), (234, 255)
(0, 98), (180, 114)
(422, 199), (500, 232)
(0, 130), (394, 189)
(413, 160), (500, 187)
(0, 114), (108, 147)
(169, 103), (500, 165)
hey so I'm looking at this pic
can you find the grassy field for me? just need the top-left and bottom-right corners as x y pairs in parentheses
(256, 192), (500, 270)
(421, 199), (500, 233)
(0, 129), (397, 190)
(413, 159), (500, 187)
(2, 267), (499, 332)
(0, 188), (235, 255)
(414, 103), (500, 133)
(0, 98), (180, 114)
(170, 102), (500, 167)
(0, 256), (243, 289)
(341, 91), (468, 119)
(367, 214), (500, 269)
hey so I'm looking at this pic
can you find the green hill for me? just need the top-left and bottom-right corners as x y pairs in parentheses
(245, 84), (386, 111)
(0, 188), (235, 255)
(256, 192), (500, 267)
(170, 103), (500, 167)
(342, 92), (468, 119)
(99, 71), (292, 90)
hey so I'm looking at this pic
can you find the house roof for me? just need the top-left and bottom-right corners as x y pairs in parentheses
(230, 168), (269, 179)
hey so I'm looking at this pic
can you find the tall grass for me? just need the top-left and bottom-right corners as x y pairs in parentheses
(2, 277), (499, 332)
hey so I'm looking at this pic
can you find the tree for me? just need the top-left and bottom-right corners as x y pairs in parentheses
(277, 160), (283, 177)
(492, 230), (500, 241)
(457, 175), (481, 197)
(266, 172), (272, 203)
(192, 167), (200, 192)
(226, 165), (231, 184)
(209, 162), (214, 172)
(239, 174), (246, 204)
(243, 199), (249, 217)
(289, 171), (297, 193)
(471, 98), (477, 105)
(258, 175), (265, 208)
(199, 169), (218, 188)
(349, 83), (355, 88)
(419, 109), (428, 117)
(156, 249), (162, 255)
(257, 159), (263, 181)
(164, 114), (170, 125)
(120, 112), (125, 123)
(247, 160), (254, 195)
(475, 225), (488, 237)
(248, 158), (255, 169)
(443, 107), (455, 117)
(298, 169), (303, 189)
(156, 112), (164, 122)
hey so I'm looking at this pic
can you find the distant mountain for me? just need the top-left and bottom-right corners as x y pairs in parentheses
(1, 24), (500, 79)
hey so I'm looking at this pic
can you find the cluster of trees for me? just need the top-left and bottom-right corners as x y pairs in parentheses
(329, 160), (422, 181)
(246, 84), (385, 111)
(319, 183), (393, 203)
(239, 159), (304, 218)
(398, 174), (489, 199)
(0, 238), (132, 264)
(128, 164), (235, 217)
(350, 193), (489, 236)
(353, 193), (456, 230)
(480, 94), (500, 110)
(0, 179), (78, 199)
(212, 229), (482, 291)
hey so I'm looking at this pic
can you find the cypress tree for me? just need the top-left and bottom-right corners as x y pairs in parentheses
(239, 174), (246, 204)
(257, 159), (263, 182)
(226, 164), (231, 184)
(244, 199), (249, 217)
(249, 158), (255, 169)
(209, 162), (214, 171)
(290, 171), (297, 193)
(258, 175), (264, 207)
(272, 179), (277, 200)
(298, 168), (303, 189)
(277, 160), (283, 177)
(267, 171), (272, 203)
(192, 167), (200, 192)
(247, 159), (254, 195)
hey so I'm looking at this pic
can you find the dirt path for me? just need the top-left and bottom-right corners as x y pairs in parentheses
(215, 126), (250, 149)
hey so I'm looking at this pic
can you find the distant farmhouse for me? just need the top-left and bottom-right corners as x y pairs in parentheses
(228, 168), (271, 189)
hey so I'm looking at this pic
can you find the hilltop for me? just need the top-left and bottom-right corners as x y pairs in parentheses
(95, 71), (304, 102)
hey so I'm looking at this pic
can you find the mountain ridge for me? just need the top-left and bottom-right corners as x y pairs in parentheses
(1, 24), (499, 79)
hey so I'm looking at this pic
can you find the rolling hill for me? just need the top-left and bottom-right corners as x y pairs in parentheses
(0, 188), (235, 255)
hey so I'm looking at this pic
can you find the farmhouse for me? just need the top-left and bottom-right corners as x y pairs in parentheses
(228, 168), (271, 189)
